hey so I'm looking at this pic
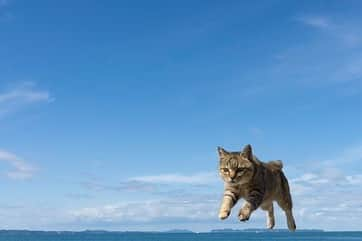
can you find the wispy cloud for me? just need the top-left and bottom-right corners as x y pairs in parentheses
(0, 82), (52, 104)
(65, 193), (94, 200)
(0, 82), (53, 117)
(291, 170), (361, 190)
(314, 143), (362, 170)
(129, 172), (217, 185)
(74, 144), (362, 230)
(81, 179), (159, 193)
(296, 15), (362, 47)
(287, 143), (362, 230)
(290, 169), (362, 230)
(0, 150), (37, 180)
(297, 16), (332, 29)
(70, 198), (219, 223)
(80, 171), (219, 196)
(265, 15), (362, 96)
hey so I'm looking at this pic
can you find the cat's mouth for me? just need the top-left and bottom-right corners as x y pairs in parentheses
(227, 180), (239, 185)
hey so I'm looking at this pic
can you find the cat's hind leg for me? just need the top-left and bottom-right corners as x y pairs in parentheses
(277, 173), (296, 231)
(277, 200), (296, 231)
(239, 189), (264, 222)
(261, 202), (275, 229)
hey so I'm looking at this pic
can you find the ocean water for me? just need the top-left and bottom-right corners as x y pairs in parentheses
(0, 231), (362, 241)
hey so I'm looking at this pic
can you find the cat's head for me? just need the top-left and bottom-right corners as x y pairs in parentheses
(217, 144), (255, 185)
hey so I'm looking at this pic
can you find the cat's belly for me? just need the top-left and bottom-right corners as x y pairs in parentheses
(236, 184), (278, 205)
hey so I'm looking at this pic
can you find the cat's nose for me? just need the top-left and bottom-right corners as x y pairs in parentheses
(229, 171), (236, 179)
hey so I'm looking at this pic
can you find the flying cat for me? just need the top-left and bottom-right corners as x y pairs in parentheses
(217, 144), (296, 231)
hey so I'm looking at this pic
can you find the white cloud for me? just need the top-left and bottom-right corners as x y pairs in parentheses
(298, 16), (332, 29)
(0, 149), (37, 180)
(72, 172), (223, 227)
(270, 15), (362, 95)
(0, 82), (53, 118)
(291, 171), (361, 190)
(129, 172), (218, 185)
(346, 175), (362, 185)
(81, 179), (159, 193)
(4, 144), (361, 230)
(297, 15), (362, 47)
(73, 143), (362, 230)
(250, 144), (362, 230)
(0, 82), (52, 104)
(289, 165), (362, 230)
(70, 198), (219, 223)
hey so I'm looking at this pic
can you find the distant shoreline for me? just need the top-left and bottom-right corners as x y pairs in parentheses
(2, 229), (362, 234)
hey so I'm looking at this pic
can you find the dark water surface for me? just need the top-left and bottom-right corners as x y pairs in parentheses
(0, 231), (361, 241)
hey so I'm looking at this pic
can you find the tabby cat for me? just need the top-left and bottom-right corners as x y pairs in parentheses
(217, 144), (296, 231)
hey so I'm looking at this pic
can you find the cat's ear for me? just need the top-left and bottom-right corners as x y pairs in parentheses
(241, 144), (253, 160)
(217, 146), (228, 158)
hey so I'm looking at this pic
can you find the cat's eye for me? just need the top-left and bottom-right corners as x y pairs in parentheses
(237, 167), (246, 172)
(221, 168), (229, 173)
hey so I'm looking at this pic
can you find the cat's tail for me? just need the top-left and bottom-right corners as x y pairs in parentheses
(268, 160), (283, 170)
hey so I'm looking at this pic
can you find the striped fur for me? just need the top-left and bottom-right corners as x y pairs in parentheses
(217, 145), (296, 231)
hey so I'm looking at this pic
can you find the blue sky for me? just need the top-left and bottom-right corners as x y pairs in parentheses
(0, 0), (362, 231)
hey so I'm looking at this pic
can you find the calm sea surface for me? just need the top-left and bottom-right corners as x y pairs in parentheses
(0, 231), (361, 241)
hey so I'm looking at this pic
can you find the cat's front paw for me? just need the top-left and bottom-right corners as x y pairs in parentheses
(238, 207), (251, 222)
(218, 210), (230, 220)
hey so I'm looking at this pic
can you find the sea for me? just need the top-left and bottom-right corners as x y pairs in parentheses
(0, 231), (362, 241)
